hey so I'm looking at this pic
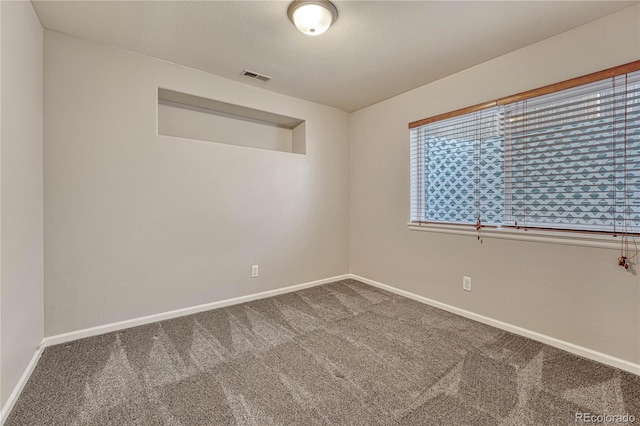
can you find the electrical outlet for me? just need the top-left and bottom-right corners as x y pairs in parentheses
(251, 265), (259, 278)
(463, 276), (471, 292)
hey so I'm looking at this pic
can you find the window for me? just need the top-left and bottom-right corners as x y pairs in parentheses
(410, 62), (640, 239)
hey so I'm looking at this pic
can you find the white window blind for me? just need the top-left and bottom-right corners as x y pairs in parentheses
(410, 107), (504, 225)
(504, 71), (640, 233)
(409, 65), (640, 237)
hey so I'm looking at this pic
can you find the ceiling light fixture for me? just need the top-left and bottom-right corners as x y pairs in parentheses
(287, 0), (338, 36)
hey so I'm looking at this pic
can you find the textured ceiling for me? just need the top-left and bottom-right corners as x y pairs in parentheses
(32, 1), (638, 112)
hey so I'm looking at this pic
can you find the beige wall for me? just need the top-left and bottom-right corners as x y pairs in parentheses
(43, 31), (350, 336)
(350, 6), (640, 364)
(0, 0), (44, 408)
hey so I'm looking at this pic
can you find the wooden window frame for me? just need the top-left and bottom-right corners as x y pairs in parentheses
(409, 60), (640, 129)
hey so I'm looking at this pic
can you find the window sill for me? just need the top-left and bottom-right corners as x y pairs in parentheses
(407, 223), (626, 250)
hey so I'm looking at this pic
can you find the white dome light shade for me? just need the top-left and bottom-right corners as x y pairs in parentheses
(287, 1), (338, 36)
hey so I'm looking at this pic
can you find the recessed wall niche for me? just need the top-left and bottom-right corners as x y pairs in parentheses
(157, 88), (306, 154)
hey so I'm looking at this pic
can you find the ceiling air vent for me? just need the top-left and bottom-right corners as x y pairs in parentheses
(241, 69), (272, 82)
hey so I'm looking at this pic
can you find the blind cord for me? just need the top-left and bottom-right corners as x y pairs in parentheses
(619, 73), (639, 270)
(476, 111), (483, 243)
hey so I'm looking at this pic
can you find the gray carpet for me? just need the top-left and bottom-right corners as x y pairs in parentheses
(6, 279), (640, 425)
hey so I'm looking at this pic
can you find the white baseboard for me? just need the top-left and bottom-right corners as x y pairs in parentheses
(43, 274), (351, 347)
(0, 343), (45, 425)
(349, 274), (640, 376)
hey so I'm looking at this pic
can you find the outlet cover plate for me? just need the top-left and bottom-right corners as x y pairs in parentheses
(463, 276), (471, 291)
